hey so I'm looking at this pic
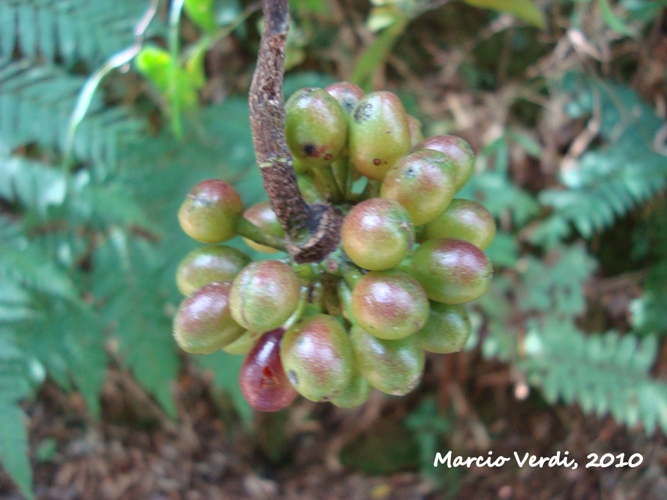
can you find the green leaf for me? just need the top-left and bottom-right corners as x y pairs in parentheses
(184, 0), (217, 33)
(461, 0), (546, 28)
(93, 232), (179, 418)
(599, 0), (633, 36)
(0, 403), (33, 500)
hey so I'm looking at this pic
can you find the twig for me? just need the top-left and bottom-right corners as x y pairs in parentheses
(248, 0), (342, 263)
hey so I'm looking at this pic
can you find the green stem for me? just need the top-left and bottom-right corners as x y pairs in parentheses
(337, 280), (357, 326)
(312, 166), (343, 203)
(283, 285), (309, 330)
(236, 218), (288, 252)
(168, 0), (186, 138)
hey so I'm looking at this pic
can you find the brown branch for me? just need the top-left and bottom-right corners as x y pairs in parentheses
(248, 0), (342, 263)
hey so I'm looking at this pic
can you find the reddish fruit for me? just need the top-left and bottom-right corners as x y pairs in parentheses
(230, 260), (301, 332)
(173, 281), (245, 354)
(178, 179), (243, 243)
(341, 198), (414, 271)
(380, 149), (457, 226)
(240, 329), (298, 412)
(416, 135), (475, 191)
(411, 238), (492, 304)
(350, 270), (429, 340)
(176, 245), (250, 296)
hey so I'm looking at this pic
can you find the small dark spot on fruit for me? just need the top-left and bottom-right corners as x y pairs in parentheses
(373, 158), (382, 166)
(405, 167), (416, 178)
(288, 369), (299, 386)
(324, 153), (333, 161)
(304, 144), (316, 157)
(262, 366), (274, 378)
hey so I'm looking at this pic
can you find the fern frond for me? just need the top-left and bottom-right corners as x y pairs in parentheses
(535, 75), (667, 242)
(0, 335), (38, 500)
(0, 60), (144, 169)
(0, 0), (156, 68)
(521, 319), (667, 434)
(92, 231), (179, 417)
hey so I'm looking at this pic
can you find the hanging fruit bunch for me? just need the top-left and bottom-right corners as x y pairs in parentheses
(172, 0), (495, 412)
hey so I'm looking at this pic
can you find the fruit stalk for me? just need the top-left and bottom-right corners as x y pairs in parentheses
(248, 0), (342, 263)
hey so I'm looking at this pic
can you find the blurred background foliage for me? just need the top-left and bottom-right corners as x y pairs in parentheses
(1, 0), (667, 498)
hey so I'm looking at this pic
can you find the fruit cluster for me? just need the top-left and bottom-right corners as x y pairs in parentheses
(173, 83), (496, 412)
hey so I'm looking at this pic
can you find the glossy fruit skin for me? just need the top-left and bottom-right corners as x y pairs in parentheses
(178, 179), (243, 243)
(380, 150), (457, 226)
(222, 329), (262, 355)
(411, 238), (492, 304)
(416, 302), (471, 353)
(240, 328), (298, 412)
(341, 198), (414, 271)
(325, 82), (365, 117)
(349, 91), (411, 180)
(173, 281), (245, 354)
(285, 88), (348, 170)
(422, 199), (496, 250)
(176, 245), (251, 296)
(351, 270), (429, 340)
(350, 326), (424, 396)
(407, 115), (424, 149)
(242, 201), (286, 254)
(416, 135), (475, 191)
(230, 261), (301, 332)
(331, 364), (371, 408)
(280, 314), (353, 402)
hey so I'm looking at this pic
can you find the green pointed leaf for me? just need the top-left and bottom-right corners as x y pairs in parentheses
(461, 0), (546, 28)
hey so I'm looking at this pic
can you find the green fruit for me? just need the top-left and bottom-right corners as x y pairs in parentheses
(416, 135), (475, 191)
(422, 199), (496, 250)
(351, 270), (429, 340)
(416, 302), (471, 353)
(285, 88), (348, 170)
(407, 115), (424, 149)
(350, 326), (424, 396)
(411, 238), (492, 304)
(349, 91), (411, 180)
(173, 281), (245, 354)
(380, 149), (457, 226)
(230, 261), (302, 332)
(331, 365), (371, 408)
(341, 198), (414, 271)
(222, 329), (262, 355)
(176, 245), (251, 296)
(325, 82), (365, 117)
(178, 179), (243, 243)
(281, 314), (353, 402)
(242, 201), (286, 254)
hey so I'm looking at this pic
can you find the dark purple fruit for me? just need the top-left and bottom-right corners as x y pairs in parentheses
(240, 328), (298, 412)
